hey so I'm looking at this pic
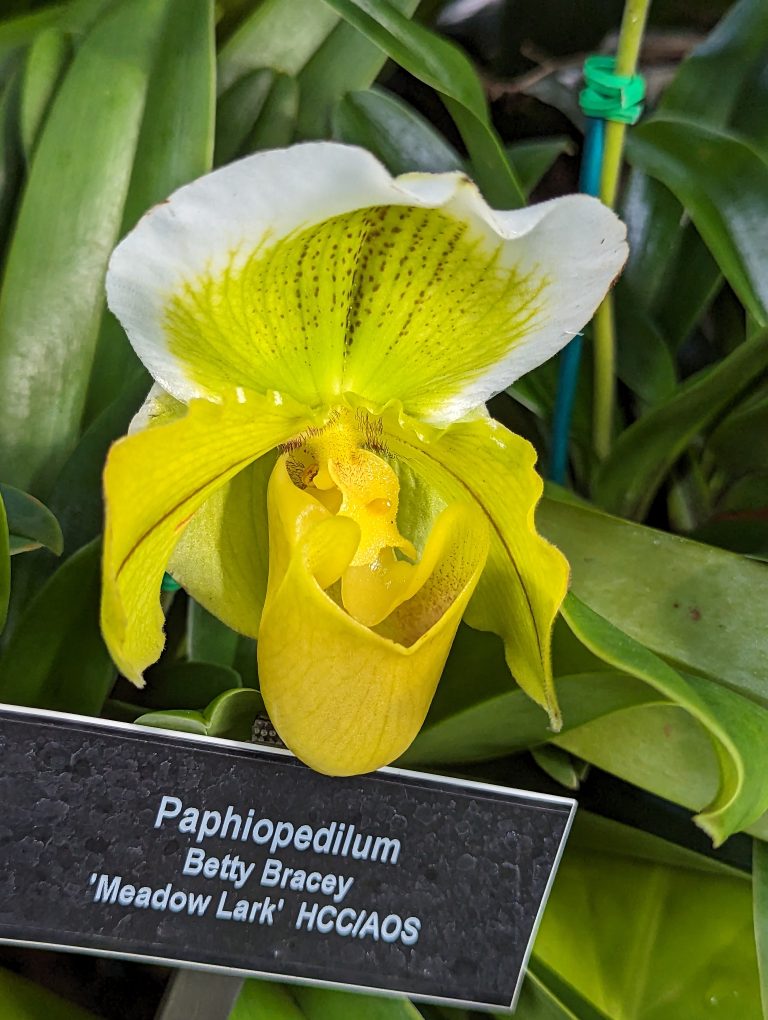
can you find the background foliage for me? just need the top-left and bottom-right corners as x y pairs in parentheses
(0, 0), (766, 1017)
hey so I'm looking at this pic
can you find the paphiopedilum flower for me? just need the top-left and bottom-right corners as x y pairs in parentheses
(101, 143), (626, 776)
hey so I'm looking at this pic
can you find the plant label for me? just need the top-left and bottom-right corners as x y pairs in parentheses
(0, 705), (574, 1012)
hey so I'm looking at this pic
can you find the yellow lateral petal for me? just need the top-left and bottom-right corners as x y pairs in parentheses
(258, 502), (488, 776)
(101, 395), (312, 684)
(383, 412), (569, 727)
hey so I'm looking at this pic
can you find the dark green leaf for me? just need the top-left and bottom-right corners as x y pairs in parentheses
(19, 25), (70, 158)
(215, 68), (274, 164)
(504, 137), (572, 197)
(0, 539), (114, 714)
(614, 288), (677, 407)
(0, 481), (62, 555)
(538, 496), (768, 708)
(188, 600), (240, 668)
(217, 0), (337, 92)
(530, 745), (582, 791)
(627, 118), (768, 326)
(296, 0), (418, 141)
(84, 0), (215, 423)
(246, 72), (299, 151)
(334, 87), (462, 174)
(659, 0), (768, 127)
(708, 392), (768, 477)
(0, 66), (22, 262)
(320, 0), (524, 208)
(592, 327), (768, 518)
(656, 225), (722, 351)
(0, 0), (168, 494)
(141, 661), (241, 711)
(136, 687), (264, 741)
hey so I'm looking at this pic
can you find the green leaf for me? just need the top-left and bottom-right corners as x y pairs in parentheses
(504, 137), (572, 197)
(246, 72), (299, 151)
(754, 839), (768, 1017)
(217, 0), (337, 92)
(0, 0), (168, 494)
(534, 835), (760, 1018)
(0, 539), (114, 714)
(559, 594), (768, 844)
(0, 67), (23, 260)
(513, 959), (612, 1019)
(215, 67), (274, 165)
(658, 0), (768, 128)
(136, 687), (264, 741)
(320, 0), (524, 208)
(295, 0), (418, 141)
(627, 118), (768, 325)
(188, 599), (240, 668)
(292, 986), (424, 1019)
(614, 288), (677, 407)
(538, 496), (768, 709)
(656, 225), (722, 351)
(140, 661), (242, 710)
(592, 326), (768, 519)
(333, 87), (463, 174)
(0, 964), (99, 1020)
(19, 25), (70, 158)
(0, 492), (9, 634)
(530, 745), (583, 791)
(708, 392), (768, 477)
(400, 625), (654, 766)
(0, 481), (62, 555)
(84, 0), (215, 423)
(230, 981), (307, 1020)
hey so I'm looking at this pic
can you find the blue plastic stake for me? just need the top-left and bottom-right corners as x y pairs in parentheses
(549, 116), (605, 484)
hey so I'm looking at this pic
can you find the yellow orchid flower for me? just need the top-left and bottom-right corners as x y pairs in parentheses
(101, 143), (627, 776)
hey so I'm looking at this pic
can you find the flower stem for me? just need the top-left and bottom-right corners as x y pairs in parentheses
(593, 0), (652, 460)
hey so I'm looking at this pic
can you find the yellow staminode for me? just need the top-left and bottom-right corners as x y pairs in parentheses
(101, 142), (628, 775)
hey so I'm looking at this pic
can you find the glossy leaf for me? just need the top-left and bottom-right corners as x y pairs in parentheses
(321, 0), (524, 208)
(0, 67), (23, 257)
(534, 837), (760, 1018)
(657, 225), (722, 351)
(559, 594), (768, 843)
(188, 600), (240, 668)
(614, 288), (676, 407)
(513, 959), (612, 1020)
(400, 625), (654, 766)
(19, 26), (70, 158)
(292, 986), (424, 1019)
(0, 481), (62, 555)
(333, 86), (463, 175)
(0, 0), (168, 494)
(296, 0), (418, 140)
(592, 327), (768, 518)
(84, 0), (215, 423)
(230, 981), (307, 1020)
(627, 118), (768, 326)
(538, 497), (768, 709)
(135, 687), (264, 741)
(217, 0), (337, 92)
(755, 839), (768, 1017)
(0, 539), (114, 714)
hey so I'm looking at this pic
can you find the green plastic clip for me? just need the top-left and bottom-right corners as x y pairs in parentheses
(579, 55), (646, 125)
